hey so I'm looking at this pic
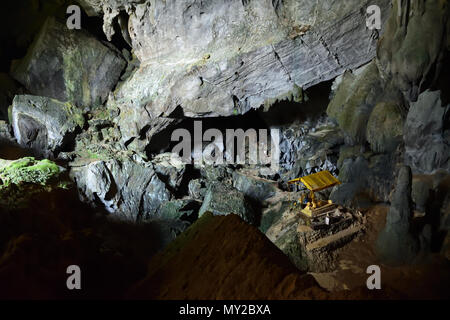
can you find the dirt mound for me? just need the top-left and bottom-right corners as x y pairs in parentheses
(127, 212), (407, 300)
(127, 212), (326, 299)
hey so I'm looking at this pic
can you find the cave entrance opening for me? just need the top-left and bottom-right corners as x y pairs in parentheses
(146, 79), (334, 159)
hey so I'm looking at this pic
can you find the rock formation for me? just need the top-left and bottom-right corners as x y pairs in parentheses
(377, 166), (419, 265)
(79, 0), (392, 150)
(11, 17), (126, 108)
(0, 0), (449, 300)
(12, 95), (85, 157)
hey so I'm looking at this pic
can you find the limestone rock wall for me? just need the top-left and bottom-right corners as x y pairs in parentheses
(83, 0), (392, 147)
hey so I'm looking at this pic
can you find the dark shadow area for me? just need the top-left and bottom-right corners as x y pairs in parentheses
(0, 0), (130, 73)
(0, 0), (72, 72)
(258, 80), (333, 126)
(146, 80), (333, 158)
(0, 140), (39, 160)
(424, 176), (450, 252)
(429, 50), (450, 106)
(0, 184), (172, 299)
(76, 3), (132, 53)
(146, 109), (270, 157)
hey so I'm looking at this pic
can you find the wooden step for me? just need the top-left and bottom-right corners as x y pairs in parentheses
(310, 203), (338, 217)
(305, 225), (362, 252)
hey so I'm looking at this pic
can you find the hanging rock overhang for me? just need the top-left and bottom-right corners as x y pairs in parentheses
(86, 0), (391, 146)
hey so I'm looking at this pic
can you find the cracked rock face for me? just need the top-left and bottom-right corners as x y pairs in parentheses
(11, 17), (126, 108)
(12, 95), (84, 157)
(232, 170), (278, 202)
(331, 153), (395, 208)
(198, 182), (256, 225)
(151, 153), (186, 190)
(71, 159), (171, 221)
(404, 90), (450, 174)
(92, 0), (391, 147)
(377, 0), (450, 102)
(277, 117), (343, 181)
(327, 61), (384, 145)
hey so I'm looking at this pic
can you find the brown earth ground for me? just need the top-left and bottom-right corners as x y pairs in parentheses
(311, 205), (450, 299)
(0, 188), (448, 299)
(128, 208), (449, 300)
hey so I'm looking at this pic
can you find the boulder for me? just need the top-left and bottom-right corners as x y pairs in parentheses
(11, 17), (126, 108)
(411, 175), (434, 214)
(200, 165), (229, 182)
(141, 218), (193, 251)
(376, 166), (419, 265)
(435, 175), (450, 232)
(198, 182), (256, 225)
(152, 153), (186, 190)
(404, 90), (450, 173)
(71, 159), (171, 221)
(259, 198), (291, 234)
(232, 170), (278, 202)
(11, 95), (84, 157)
(441, 233), (450, 261)
(0, 157), (68, 209)
(188, 179), (206, 200)
(158, 199), (200, 222)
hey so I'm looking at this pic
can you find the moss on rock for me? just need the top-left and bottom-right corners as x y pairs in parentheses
(327, 61), (383, 144)
(366, 102), (404, 153)
(0, 157), (69, 209)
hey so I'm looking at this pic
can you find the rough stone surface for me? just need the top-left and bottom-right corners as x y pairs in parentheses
(278, 118), (343, 181)
(70, 158), (171, 221)
(232, 170), (278, 202)
(198, 182), (256, 225)
(377, 0), (450, 101)
(152, 153), (186, 190)
(11, 17), (126, 108)
(404, 90), (450, 173)
(12, 95), (85, 157)
(366, 102), (404, 153)
(78, 0), (142, 16)
(102, 0), (391, 146)
(158, 199), (200, 222)
(377, 166), (419, 265)
(327, 61), (383, 144)
(188, 179), (206, 200)
(0, 157), (68, 209)
(411, 175), (434, 213)
(200, 165), (230, 183)
(435, 174), (450, 232)
(0, 121), (14, 144)
(331, 153), (396, 208)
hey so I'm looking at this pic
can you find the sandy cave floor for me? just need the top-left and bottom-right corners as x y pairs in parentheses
(310, 205), (450, 299)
